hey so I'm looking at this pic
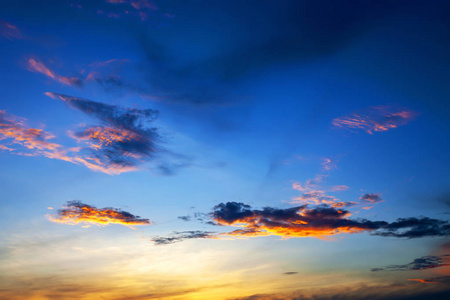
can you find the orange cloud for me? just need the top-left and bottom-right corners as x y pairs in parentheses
(27, 58), (80, 86)
(408, 279), (442, 284)
(332, 106), (417, 134)
(48, 200), (151, 228)
(0, 110), (61, 152)
(0, 110), (138, 175)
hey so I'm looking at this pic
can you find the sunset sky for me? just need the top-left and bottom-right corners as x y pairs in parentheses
(1, 1), (450, 299)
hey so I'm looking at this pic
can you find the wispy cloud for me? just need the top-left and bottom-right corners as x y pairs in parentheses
(26, 57), (148, 96)
(0, 110), (61, 152)
(27, 58), (81, 86)
(106, 0), (158, 11)
(322, 158), (337, 171)
(151, 231), (215, 245)
(408, 277), (450, 284)
(372, 255), (450, 273)
(292, 175), (352, 208)
(101, 0), (160, 21)
(47, 200), (151, 228)
(332, 106), (417, 134)
(0, 20), (21, 40)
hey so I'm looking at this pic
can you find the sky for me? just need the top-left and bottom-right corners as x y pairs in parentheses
(0, 0), (450, 299)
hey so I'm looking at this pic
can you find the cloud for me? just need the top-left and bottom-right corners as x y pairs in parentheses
(210, 202), (387, 239)
(292, 175), (353, 208)
(321, 158), (337, 171)
(0, 110), (61, 152)
(0, 20), (21, 40)
(372, 255), (450, 272)
(137, 1), (399, 105)
(1, 93), (181, 175)
(408, 278), (442, 284)
(27, 58), (81, 86)
(332, 106), (417, 134)
(47, 200), (151, 228)
(372, 217), (450, 238)
(102, 0), (160, 21)
(46, 92), (164, 173)
(151, 231), (215, 245)
(0, 109), (142, 174)
(283, 272), (298, 275)
(106, 0), (158, 11)
(82, 59), (132, 90)
(360, 193), (383, 204)
(208, 202), (450, 240)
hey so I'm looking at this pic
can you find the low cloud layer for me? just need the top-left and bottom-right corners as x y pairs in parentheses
(48, 200), (151, 228)
(332, 106), (416, 134)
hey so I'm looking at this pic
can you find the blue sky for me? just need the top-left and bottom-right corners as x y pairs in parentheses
(1, 1), (449, 299)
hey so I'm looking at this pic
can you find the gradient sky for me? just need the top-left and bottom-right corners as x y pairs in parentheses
(1, 1), (450, 299)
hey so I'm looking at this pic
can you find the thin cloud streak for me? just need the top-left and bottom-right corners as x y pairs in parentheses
(332, 106), (417, 134)
(47, 200), (151, 228)
(0, 20), (22, 40)
(372, 255), (450, 272)
(151, 231), (215, 245)
(27, 58), (81, 86)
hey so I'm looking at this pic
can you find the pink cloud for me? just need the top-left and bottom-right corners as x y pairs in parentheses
(27, 58), (80, 86)
(0, 20), (22, 40)
(332, 105), (417, 134)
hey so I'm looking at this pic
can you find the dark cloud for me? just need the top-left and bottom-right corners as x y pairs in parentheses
(210, 202), (388, 239)
(178, 216), (191, 222)
(138, 0), (398, 105)
(151, 231), (214, 245)
(208, 202), (450, 240)
(372, 255), (450, 272)
(283, 272), (298, 275)
(46, 92), (168, 174)
(372, 217), (450, 238)
(48, 200), (151, 228)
